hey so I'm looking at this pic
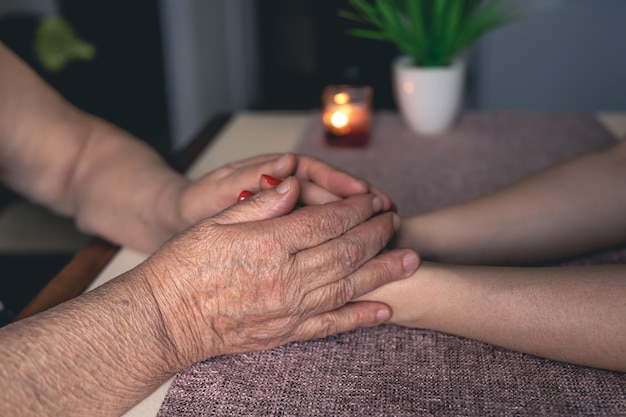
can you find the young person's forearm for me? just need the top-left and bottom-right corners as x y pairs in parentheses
(360, 262), (626, 372)
(0, 269), (179, 417)
(399, 141), (626, 265)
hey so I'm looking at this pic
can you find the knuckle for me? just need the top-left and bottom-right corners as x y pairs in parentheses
(223, 160), (239, 171)
(366, 214), (394, 248)
(277, 288), (300, 317)
(317, 210), (347, 236)
(271, 224), (300, 254)
(316, 315), (340, 339)
(338, 236), (366, 268)
(335, 278), (356, 305)
(211, 164), (234, 180)
(269, 271), (303, 313)
(373, 257), (395, 285)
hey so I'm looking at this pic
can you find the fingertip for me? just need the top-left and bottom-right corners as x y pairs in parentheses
(350, 178), (370, 194)
(311, 302), (392, 338)
(393, 213), (401, 231)
(274, 153), (296, 174)
(263, 176), (300, 210)
(372, 196), (383, 213)
(218, 178), (299, 224)
(351, 301), (393, 327)
(376, 306), (392, 323)
(402, 251), (420, 275)
(369, 185), (394, 211)
(270, 176), (300, 210)
(276, 176), (292, 194)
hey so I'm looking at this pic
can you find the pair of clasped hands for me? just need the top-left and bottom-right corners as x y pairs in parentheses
(145, 152), (419, 367)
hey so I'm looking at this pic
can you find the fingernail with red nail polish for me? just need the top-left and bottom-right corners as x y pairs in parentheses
(261, 174), (282, 186)
(237, 190), (254, 201)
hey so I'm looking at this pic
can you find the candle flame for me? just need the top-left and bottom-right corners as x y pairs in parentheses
(330, 111), (349, 128)
(333, 92), (349, 105)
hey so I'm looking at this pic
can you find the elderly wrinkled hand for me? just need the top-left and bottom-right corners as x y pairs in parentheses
(143, 176), (419, 366)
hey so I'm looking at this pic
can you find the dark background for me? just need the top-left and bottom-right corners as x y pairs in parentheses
(0, 0), (170, 155)
(256, 0), (399, 110)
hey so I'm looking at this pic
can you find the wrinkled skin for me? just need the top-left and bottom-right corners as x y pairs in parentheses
(0, 177), (419, 417)
(144, 178), (418, 367)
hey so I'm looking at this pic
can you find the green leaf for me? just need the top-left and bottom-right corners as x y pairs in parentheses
(376, 0), (405, 34)
(406, 0), (426, 40)
(450, 0), (517, 58)
(348, 0), (384, 27)
(404, 0), (428, 64)
(444, 1), (464, 45)
(34, 16), (96, 73)
(340, 0), (520, 68)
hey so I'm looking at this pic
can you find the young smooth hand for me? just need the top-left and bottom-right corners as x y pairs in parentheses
(174, 153), (394, 230)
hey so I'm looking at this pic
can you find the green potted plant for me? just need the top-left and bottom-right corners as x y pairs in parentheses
(340, 0), (518, 134)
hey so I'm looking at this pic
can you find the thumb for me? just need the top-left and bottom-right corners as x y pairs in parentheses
(214, 177), (299, 225)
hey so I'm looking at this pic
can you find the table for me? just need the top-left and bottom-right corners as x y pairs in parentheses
(18, 110), (626, 416)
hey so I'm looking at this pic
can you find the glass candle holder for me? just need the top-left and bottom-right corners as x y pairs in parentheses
(322, 85), (373, 147)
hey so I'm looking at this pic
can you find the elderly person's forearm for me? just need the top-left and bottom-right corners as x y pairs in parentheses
(0, 268), (177, 416)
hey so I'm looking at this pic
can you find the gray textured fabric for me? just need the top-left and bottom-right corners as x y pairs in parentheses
(159, 328), (625, 416)
(158, 112), (626, 416)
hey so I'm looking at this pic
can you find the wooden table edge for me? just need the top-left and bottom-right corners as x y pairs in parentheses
(15, 112), (233, 321)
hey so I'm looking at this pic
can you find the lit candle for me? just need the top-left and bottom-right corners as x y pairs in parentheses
(322, 85), (373, 147)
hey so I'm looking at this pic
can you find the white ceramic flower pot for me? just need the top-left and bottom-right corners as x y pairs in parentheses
(392, 55), (465, 135)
